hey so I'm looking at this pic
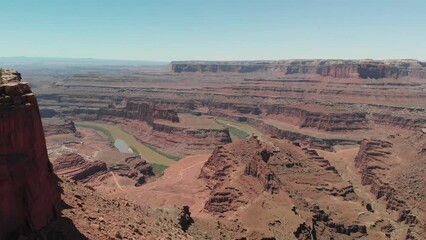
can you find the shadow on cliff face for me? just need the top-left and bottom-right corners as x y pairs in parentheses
(22, 178), (88, 240)
(24, 179), (89, 240)
(24, 201), (88, 240)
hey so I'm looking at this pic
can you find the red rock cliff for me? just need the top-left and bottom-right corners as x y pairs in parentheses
(172, 59), (426, 79)
(0, 69), (61, 239)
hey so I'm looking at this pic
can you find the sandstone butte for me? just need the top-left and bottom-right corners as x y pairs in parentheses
(0, 70), (61, 239)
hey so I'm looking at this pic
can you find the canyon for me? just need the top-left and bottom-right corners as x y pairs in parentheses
(1, 58), (425, 239)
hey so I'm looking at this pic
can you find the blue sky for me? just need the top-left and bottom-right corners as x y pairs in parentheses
(0, 0), (425, 61)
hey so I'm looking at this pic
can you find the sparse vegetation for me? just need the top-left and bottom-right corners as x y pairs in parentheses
(130, 146), (139, 154)
(152, 163), (168, 176)
(224, 125), (250, 139)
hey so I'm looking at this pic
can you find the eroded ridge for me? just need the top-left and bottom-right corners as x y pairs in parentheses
(355, 139), (426, 239)
(189, 136), (396, 239)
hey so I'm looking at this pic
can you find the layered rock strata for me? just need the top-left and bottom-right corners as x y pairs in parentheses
(0, 69), (61, 239)
(110, 156), (155, 186)
(210, 111), (359, 150)
(355, 140), (408, 212)
(265, 105), (368, 131)
(354, 139), (425, 238)
(200, 137), (280, 213)
(42, 118), (79, 136)
(172, 59), (426, 79)
(372, 113), (426, 130)
(67, 101), (179, 124)
(52, 153), (108, 184)
(111, 118), (232, 157)
(196, 137), (375, 239)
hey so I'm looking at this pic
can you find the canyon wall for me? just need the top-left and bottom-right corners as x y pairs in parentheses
(0, 70), (61, 239)
(52, 153), (108, 184)
(354, 139), (423, 237)
(65, 101), (179, 124)
(209, 111), (359, 150)
(199, 136), (280, 214)
(42, 118), (78, 136)
(265, 105), (368, 131)
(172, 59), (426, 79)
(197, 137), (370, 239)
(372, 113), (426, 130)
(152, 122), (232, 144)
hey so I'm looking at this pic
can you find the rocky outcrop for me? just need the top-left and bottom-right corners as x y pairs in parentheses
(116, 101), (179, 123)
(248, 119), (359, 150)
(111, 156), (155, 186)
(311, 206), (367, 238)
(355, 140), (393, 185)
(210, 111), (359, 151)
(42, 118), (78, 136)
(47, 129), (154, 187)
(293, 223), (312, 240)
(355, 139), (426, 238)
(197, 137), (365, 238)
(152, 122), (232, 144)
(372, 113), (426, 130)
(0, 69), (22, 83)
(0, 70), (61, 239)
(172, 59), (426, 79)
(265, 105), (368, 131)
(200, 137), (280, 213)
(67, 101), (179, 124)
(354, 140), (419, 221)
(208, 102), (368, 131)
(53, 153), (108, 184)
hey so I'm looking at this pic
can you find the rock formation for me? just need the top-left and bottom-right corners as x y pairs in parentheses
(42, 118), (79, 136)
(0, 69), (22, 83)
(0, 69), (61, 239)
(38, 178), (193, 239)
(372, 113), (426, 130)
(354, 139), (409, 212)
(355, 139), (425, 238)
(172, 59), (426, 79)
(191, 137), (393, 238)
(113, 118), (232, 157)
(110, 155), (155, 186)
(210, 111), (359, 150)
(265, 104), (368, 131)
(52, 153), (108, 184)
(67, 101), (179, 124)
(200, 136), (280, 213)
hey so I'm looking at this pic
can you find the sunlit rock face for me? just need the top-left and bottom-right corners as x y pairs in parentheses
(0, 69), (61, 239)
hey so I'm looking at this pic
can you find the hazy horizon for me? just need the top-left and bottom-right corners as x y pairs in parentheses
(1, 56), (425, 63)
(1, 0), (425, 61)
